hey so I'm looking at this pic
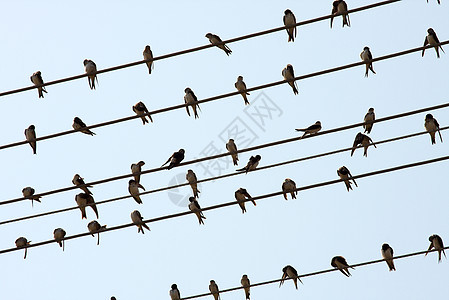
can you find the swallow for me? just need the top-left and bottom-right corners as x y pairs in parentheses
(133, 101), (153, 125)
(235, 188), (256, 214)
(162, 149), (185, 170)
(15, 237), (31, 259)
(131, 210), (150, 234)
(53, 228), (67, 251)
(186, 169), (200, 198)
(360, 47), (376, 77)
(72, 174), (93, 195)
(128, 179), (145, 204)
(184, 88), (201, 119)
(209, 280), (220, 300)
(282, 178), (298, 200)
(30, 71), (47, 98)
(226, 139), (239, 166)
(282, 64), (299, 95)
(363, 108), (375, 134)
(237, 155), (261, 173)
(235, 76), (250, 105)
(381, 243), (396, 271)
(83, 59), (98, 90)
(426, 234), (446, 262)
(279, 265), (302, 289)
(283, 9), (297, 42)
(205, 33), (232, 56)
(22, 187), (42, 207)
(170, 284), (181, 300)
(351, 132), (376, 157)
(331, 256), (354, 277)
(24, 125), (37, 154)
(131, 161), (145, 184)
(75, 193), (99, 219)
(422, 28), (445, 58)
(88, 220), (106, 245)
(424, 113), (443, 144)
(143, 45), (154, 74)
(241, 274), (251, 300)
(72, 117), (96, 136)
(295, 121), (321, 138)
(337, 166), (358, 191)
(331, 0), (350, 28)
(188, 197), (206, 225)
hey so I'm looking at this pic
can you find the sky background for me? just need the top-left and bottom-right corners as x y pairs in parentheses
(0, 1), (448, 299)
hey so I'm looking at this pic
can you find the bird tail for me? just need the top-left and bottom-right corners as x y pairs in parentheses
(438, 130), (443, 143)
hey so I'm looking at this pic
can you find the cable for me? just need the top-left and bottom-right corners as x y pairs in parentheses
(0, 0), (400, 98)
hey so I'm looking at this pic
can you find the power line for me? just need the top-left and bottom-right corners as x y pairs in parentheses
(0, 0), (400, 99)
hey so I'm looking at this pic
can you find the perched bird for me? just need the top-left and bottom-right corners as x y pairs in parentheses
(331, 256), (353, 277)
(422, 28), (445, 58)
(235, 188), (256, 214)
(75, 193), (99, 219)
(337, 166), (358, 191)
(351, 132), (376, 157)
(424, 114), (443, 144)
(283, 9), (297, 42)
(53, 228), (66, 251)
(162, 149), (185, 170)
(331, 0), (350, 28)
(72, 174), (93, 195)
(226, 139), (239, 166)
(128, 179), (146, 204)
(131, 210), (150, 234)
(15, 237), (31, 259)
(209, 280), (220, 300)
(24, 125), (37, 154)
(186, 169), (200, 198)
(131, 161), (145, 184)
(426, 234), (446, 262)
(360, 47), (376, 77)
(237, 155), (261, 173)
(143, 45), (154, 74)
(363, 108), (375, 134)
(30, 71), (47, 98)
(83, 59), (98, 90)
(22, 187), (42, 207)
(279, 265), (302, 289)
(88, 220), (106, 245)
(282, 64), (299, 95)
(184, 88), (201, 119)
(235, 76), (250, 105)
(170, 284), (181, 300)
(188, 197), (206, 225)
(205, 33), (232, 56)
(381, 243), (396, 271)
(241, 274), (251, 300)
(295, 121), (322, 138)
(282, 178), (298, 200)
(72, 117), (96, 136)
(133, 101), (153, 125)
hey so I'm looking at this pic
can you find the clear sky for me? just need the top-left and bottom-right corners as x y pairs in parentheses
(1, 1), (448, 299)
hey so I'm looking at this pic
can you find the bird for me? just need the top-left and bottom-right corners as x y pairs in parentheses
(331, 256), (354, 277)
(283, 9), (297, 42)
(282, 178), (298, 200)
(75, 193), (99, 219)
(30, 71), (47, 98)
(143, 45), (154, 74)
(133, 101), (153, 125)
(186, 169), (200, 198)
(241, 274), (251, 300)
(424, 114), (443, 144)
(237, 155), (261, 173)
(331, 0), (350, 28)
(381, 243), (396, 271)
(15, 237), (31, 259)
(188, 197), (206, 225)
(128, 179), (146, 204)
(226, 139), (239, 166)
(170, 284), (181, 300)
(422, 28), (445, 58)
(22, 187), (42, 207)
(205, 33), (232, 56)
(88, 220), (107, 245)
(72, 117), (96, 136)
(337, 166), (358, 191)
(235, 76), (250, 105)
(295, 121), (322, 138)
(280, 265), (302, 289)
(184, 88), (201, 119)
(235, 188), (256, 213)
(360, 47), (376, 77)
(282, 64), (299, 95)
(131, 210), (150, 234)
(53, 228), (66, 251)
(24, 125), (37, 154)
(209, 280), (220, 300)
(72, 174), (93, 195)
(162, 149), (185, 170)
(351, 132), (376, 157)
(426, 234), (446, 262)
(131, 161), (145, 184)
(363, 108), (375, 134)
(83, 59), (98, 90)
